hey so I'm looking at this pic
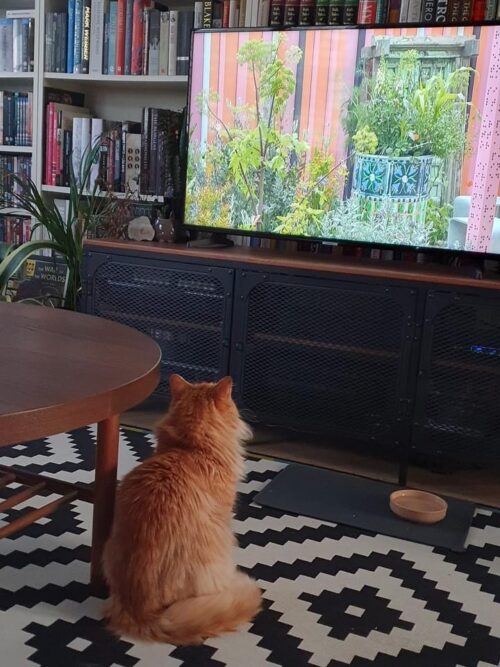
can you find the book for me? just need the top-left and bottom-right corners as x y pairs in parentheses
(460, 0), (473, 19)
(315, 0), (329, 23)
(223, 0), (230, 26)
(125, 131), (141, 194)
(167, 10), (178, 77)
(258, 0), (271, 23)
(212, 0), (223, 25)
(159, 12), (169, 76)
(435, 0), (448, 21)
(131, 0), (144, 76)
(73, 0), (83, 72)
(194, 1), (204, 27)
(399, 0), (410, 21)
(142, 8), (150, 75)
(497, 0), (500, 18)
(140, 107), (150, 192)
(28, 18), (34, 71)
(343, 0), (358, 22)
(13, 18), (22, 72)
(90, 0), (106, 75)
(21, 18), (30, 72)
(90, 117), (104, 187)
(357, 0), (377, 22)
(148, 9), (161, 76)
(387, 0), (401, 21)
(472, 0), (487, 19)
(447, 0), (461, 20)
(176, 10), (193, 76)
(229, 0), (240, 26)
(283, 0), (300, 24)
(5, 9), (36, 18)
(116, 0), (127, 75)
(67, 0), (76, 73)
(298, 0), (314, 23)
(406, 0), (422, 21)
(124, 0), (134, 74)
(327, 0), (343, 23)
(485, 0), (497, 19)
(108, 0), (118, 74)
(239, 0), (247, 24)
(81, 0), (91, 74)
(421, 0), (435, 21)
(103, 12), (110, 73)
(203, 0), (213, 27)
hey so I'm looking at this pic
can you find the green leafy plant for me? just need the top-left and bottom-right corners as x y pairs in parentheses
(0, 142), (128, 310)
(344, 51), (474, 159)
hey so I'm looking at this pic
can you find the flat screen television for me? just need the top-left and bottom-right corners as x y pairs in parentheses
(184, 26), (500, 256)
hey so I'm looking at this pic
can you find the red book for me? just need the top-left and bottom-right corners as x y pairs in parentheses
(223, 0), (230, 25)
(472, 0), (486, 19)
(116, 0), (127, 75)
(50, 107), (59, 186)
(357, 0), (377, 22)
(387, 0), (401, 21)
(131, 0), (144, 76)
(45, 103), (54, 185)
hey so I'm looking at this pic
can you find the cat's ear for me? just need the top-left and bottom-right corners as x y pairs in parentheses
(214, 376), (233, 404)
(169, 374), (191, 395)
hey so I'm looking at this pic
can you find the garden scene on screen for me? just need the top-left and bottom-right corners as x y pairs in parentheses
(186, 27), (499, 254)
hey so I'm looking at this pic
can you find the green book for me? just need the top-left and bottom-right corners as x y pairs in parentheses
(327, 0), (344, 23)
(315, 0), (330, 23)
(376, 0), (388, 22)
(343, 0), (359, 23)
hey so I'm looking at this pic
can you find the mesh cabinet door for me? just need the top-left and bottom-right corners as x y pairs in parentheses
(413, 290), (500, 467)
(231, 271), (417, 446)
(84, 252), (234, 397)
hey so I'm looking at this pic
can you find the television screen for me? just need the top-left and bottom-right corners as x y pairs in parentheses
(185, 27), (500, 255)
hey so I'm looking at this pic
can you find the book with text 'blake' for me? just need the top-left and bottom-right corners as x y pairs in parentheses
(202, 0), (213, 28)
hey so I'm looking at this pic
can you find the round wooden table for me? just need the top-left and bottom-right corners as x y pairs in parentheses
(0, 302), (161, 590)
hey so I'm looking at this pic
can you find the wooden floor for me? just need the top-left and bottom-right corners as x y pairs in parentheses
(123, 400), (500, 509)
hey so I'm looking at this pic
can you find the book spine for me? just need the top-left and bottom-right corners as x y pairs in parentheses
(327, 0), (343, 24)
(223, 0), (230, 25)
(56, 14), (63, 72)
(406, 0), (422, 21)
(176, 10), (193, 75)
(108, 1), (118, 73)
(399, 0), (410, 21)
(90, 0), (105, 75)
(485, 0), (497, 19)
(21, 18), (29, 72)
(149, 108), (158, 196)
(460, 0), (473, 19)
(12, 19), (22, 72)
(387, 0), (402, 21)
(343, 0), (358, 23)
(447, 0), (461, 19)
(270, 0), (285, 24)
(229, 0), (240, 25)
(283, 0), (300, 25)
(497, 0), (500, 18)
(167, 10), (177, 77)
(116, 0), (126, 75)
(131, 0), (144, 76)
(0, 20), (13, 73)
(435, 0), (448, 21)
(124, 0), (133, 74)
(212, 0), (223, 25)
(80, 116), (91, 179)
(314, 0), (329, 23)
(472, 0), (487, 19)
(357, 0), (377, 22)
(63, 130), (72, 185)
(0, 92), (3, 145)
(239, 0), (247, 24)
(59, 13), (68, 73)
(298, 0), (314, 23)
(140, 107), (150, 194)
(67, 0), (76, 73)
(203, 0), (213, 27)
(113, 125), (122, 190)
(148, 9), (161, 76)
(90, 117), (103, 188)
(159, 11), (169, 75)
(421, 0), (435, 21)
(28, 18), (34, 71)
(81, 0), (91, 74)
(72, 117), (81, 182)
(73, 0), (83, 72)
(45, 103), (52, 182)
(51, 107), (59, 185)
(55, 109), (63, 185)
(142, 9), (150, 75)
(103, 12), (110, 73)
(194, 1), (204, 27)
(27, 92), (32, 145)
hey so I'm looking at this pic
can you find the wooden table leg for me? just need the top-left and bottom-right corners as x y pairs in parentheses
(90, 414), (120, 595)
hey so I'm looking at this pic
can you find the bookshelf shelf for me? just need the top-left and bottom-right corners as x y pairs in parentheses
(0, 145), (33, 153)
(43, 73), (189, 85)
(42, 185), (165, 203)
(0, 72), (34, 80)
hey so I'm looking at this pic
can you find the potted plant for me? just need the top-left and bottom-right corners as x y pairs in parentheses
(344, 50), (473, 207)
(0, 144), (130, 310)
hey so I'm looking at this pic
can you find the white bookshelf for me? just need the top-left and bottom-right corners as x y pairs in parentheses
(1, 0), (190, 208)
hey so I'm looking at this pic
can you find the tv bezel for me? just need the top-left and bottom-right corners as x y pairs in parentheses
(182, 26), (500, 260)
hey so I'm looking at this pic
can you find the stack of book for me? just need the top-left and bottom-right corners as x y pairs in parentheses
(0, 155), (32, 205)
(357, 0), (500, 23)
(0, 214), (31, 243)
(44, 0), (194, 76)
(201, 0), (500, 27)
(0, 11), (35, 73)
(0, 91), (33, 146)
(43, 88), (183, 198)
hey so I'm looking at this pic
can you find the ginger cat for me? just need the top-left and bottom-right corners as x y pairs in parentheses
(102, 374), (261, 645)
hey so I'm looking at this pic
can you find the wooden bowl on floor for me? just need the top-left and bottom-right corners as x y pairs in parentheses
(390, 489), (448, 524)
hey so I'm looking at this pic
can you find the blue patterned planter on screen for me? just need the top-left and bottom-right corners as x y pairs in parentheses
(352, 154), (434, 201)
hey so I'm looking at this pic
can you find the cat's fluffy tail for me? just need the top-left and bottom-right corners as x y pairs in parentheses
(105, 572), (262, 645)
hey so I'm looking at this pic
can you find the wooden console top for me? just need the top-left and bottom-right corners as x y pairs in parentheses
(84, 238), (500, 291)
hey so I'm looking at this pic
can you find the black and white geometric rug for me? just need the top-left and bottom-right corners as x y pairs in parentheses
(0, 426), (499, 667)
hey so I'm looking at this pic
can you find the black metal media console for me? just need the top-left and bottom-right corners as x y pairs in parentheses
(82, 240), (500, 480)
